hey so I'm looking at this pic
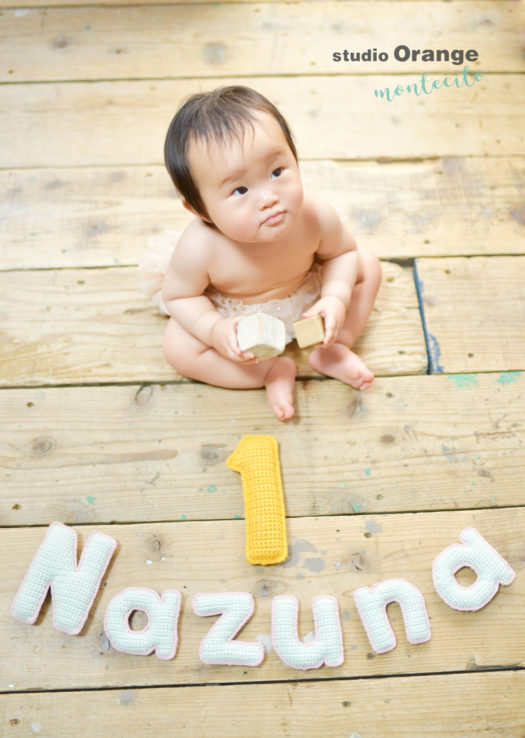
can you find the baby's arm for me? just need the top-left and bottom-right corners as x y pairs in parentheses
(303, 202), (359, 344)
(161, 231), (255, 363)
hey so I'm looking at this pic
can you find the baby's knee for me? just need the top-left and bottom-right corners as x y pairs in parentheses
(162, 319), (200, 375)
(360, 246), (382, 289)
(162, 323), (181, 370)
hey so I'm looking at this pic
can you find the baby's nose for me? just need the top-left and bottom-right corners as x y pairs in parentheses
(259, 187), (278, 207)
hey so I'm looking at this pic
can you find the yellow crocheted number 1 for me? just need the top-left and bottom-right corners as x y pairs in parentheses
(226, 435), (288, 566)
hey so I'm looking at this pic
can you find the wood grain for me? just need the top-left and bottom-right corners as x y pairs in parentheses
(2, 75), (524, 168)
(0, 2), (520, 83)
(1, 373), (523, 525)
(2, 672), (525, 737)
(416, 256), (525, 373)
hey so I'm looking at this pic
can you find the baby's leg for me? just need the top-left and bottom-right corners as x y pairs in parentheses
(162, 318), (297, 420)
(309, 246), (381, 390)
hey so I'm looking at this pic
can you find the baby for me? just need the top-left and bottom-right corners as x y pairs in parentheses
(161, 86), (381, 421)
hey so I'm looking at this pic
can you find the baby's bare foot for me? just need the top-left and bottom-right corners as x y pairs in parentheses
(265, 357), (296, 420)
(309, 343), (374, 390)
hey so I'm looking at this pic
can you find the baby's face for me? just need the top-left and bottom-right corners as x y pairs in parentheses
(186, 112), (303, 244)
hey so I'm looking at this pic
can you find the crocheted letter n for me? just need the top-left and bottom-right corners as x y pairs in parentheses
(432, 527), (516, 611)
(193, 592), (264, 667)
(104, 588), (182, 660)
(11, 522), (117, 635)
(226, 435), (288, 566)
(272, 595), (344, 670)
(354, 578), (431, 654)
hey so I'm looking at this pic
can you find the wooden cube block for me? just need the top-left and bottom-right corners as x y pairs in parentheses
(237, 313), (286, 360)
(293, 314), (325, 348)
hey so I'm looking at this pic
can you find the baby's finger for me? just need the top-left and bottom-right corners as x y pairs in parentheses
(240, 350), (258, 363)
(229, 330), (245, 357)
(302, 306), (321, 319)
(322, 319), (336, 345)
(226, 337), (245, 360)
(231, 342), (258, 363)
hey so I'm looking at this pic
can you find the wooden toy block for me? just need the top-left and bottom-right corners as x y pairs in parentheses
(292, 314), (325, 348)
(236, 313), (286, 360)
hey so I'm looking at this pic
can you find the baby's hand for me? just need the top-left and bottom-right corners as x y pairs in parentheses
(211, 316), (259, 364)
(303, 296), (347, 345)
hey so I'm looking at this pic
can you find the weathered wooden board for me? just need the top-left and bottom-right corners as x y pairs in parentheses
(0, 261), (426, 387)
(0, 166), (181, 270)
(2, 75), (524, 168)
(2, 671), (525, 737)
(1, 373), (524, 526)
(415, 256), (525, 373)
(0, 0), (495, 6)
(2, 157), (524, 270)
(0, 2), (520, 84)
(1, 509), (523, 690)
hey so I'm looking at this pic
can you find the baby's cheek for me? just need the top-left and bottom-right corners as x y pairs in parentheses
(289, 183), (304, 210)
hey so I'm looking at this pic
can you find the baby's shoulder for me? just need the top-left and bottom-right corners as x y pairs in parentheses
(300, 192), (341, 232)
(172, 218), (219, 264)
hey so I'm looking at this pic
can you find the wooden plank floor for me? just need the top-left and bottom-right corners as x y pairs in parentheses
(1, 1), (524, 736)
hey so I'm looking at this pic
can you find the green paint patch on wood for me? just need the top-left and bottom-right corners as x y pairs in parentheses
(496, 371), (522, 386)
(448, 374), (479, 389)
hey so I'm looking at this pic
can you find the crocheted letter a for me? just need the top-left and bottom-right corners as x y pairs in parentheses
(432, 527), (515, 611)
(11, 522), (117, 635)
(104, 588), (182, 660)
(354, 578), (431, 654)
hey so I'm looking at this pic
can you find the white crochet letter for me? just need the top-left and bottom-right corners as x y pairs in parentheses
(104, 588), (182, 660)
(11, 521), (116, 635)
(354, 578), (431, 654)
(193, 592), (264, 667)
(432, 527), (515, 611)
(272, 595), (344, 670)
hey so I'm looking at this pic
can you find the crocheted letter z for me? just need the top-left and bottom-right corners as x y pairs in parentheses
(193, 592), (264, 667)
(226, 435), (288, 566)
(11, 522), (117, 635)
(432, 527), (515, 611)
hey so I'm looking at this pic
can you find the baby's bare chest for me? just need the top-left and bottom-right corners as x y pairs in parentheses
(208, 234), (320, 302)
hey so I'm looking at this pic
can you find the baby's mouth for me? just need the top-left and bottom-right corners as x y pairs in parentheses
(262, 210), (285, 226)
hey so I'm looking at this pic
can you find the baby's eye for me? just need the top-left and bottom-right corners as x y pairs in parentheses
(271, 167), (282, 178)
(232, 186), (248, 196)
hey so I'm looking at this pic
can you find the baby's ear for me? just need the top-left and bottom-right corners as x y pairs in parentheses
(182, 200), (213, 226)
(182, 200), (199, 216)
(183, 200), (214, 226)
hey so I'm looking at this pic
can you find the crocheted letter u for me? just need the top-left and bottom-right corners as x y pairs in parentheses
(272, 595), (344, 670)
(11, 521), (117, 635)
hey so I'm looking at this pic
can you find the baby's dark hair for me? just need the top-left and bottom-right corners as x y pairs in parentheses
(164, 86), (298, 222)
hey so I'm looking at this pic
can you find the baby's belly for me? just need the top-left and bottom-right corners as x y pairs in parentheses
(209, 269), (313, 304)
